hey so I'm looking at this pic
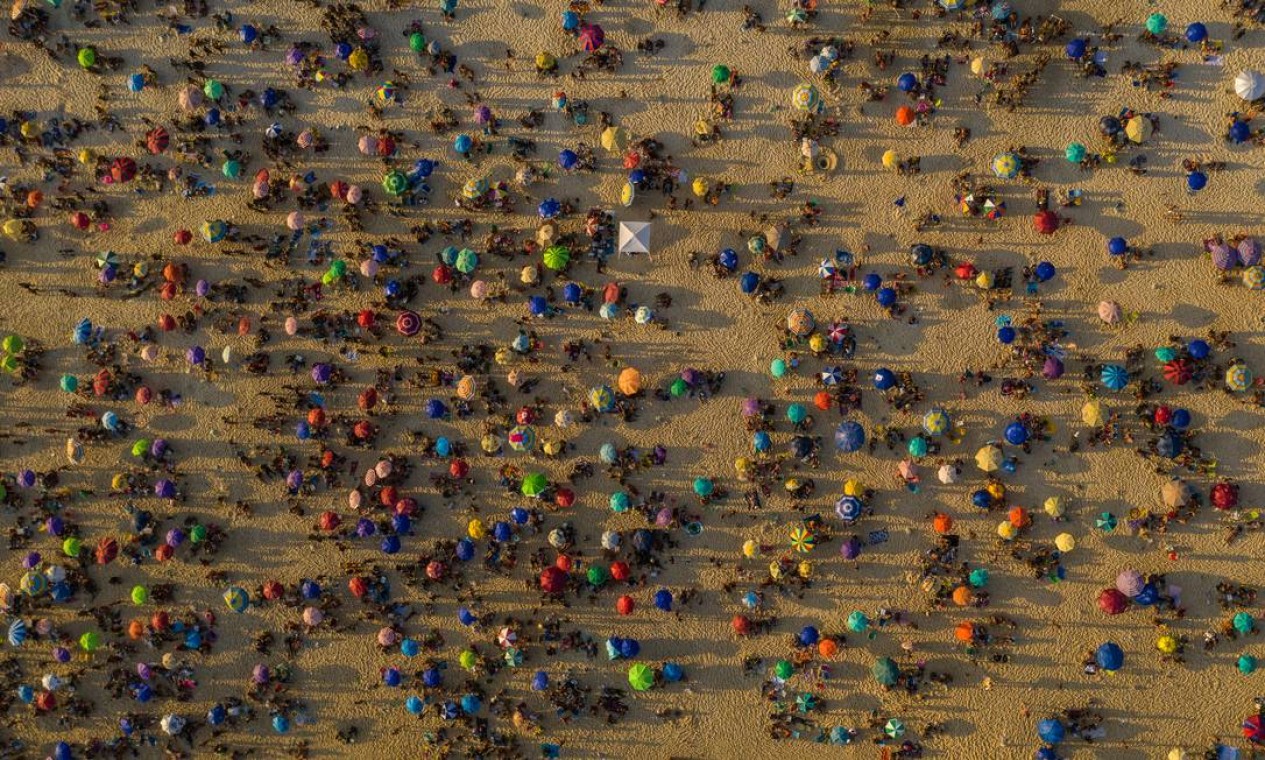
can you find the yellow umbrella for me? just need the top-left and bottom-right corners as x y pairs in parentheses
(1081, 399), (1104, 426)
(620, 182), (635, 207)
(691, 177), (710, 197)
(1124, 117), (1152, 144)
(881, 149), (900, 169)
(456, 375), (477, 401)
(600, 126), (630, 153)
(975, 444), (1002, 472)
(1054, 533), (1075, 552)
(1043, 496), (1064, 518)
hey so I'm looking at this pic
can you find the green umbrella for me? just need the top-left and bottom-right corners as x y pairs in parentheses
(871, 657), (898, 687)
(221, 159), (241, 179)
(711, 64), (731, 85)
(382, 170), (409, 196)
(846, 610), (869, 632)
(203, 79), (224, 100)
(586, 565), (608, 587)
(628, 663), (654, 691)
(1145, 12), (1167, 35)
(409, 32), (426, 53)
(77, 47), (96, 69)
(131, 439), (151, 457)
(521, 472), (547, 497)
(669, 378), (689, 397)
(774, 659), (794, 679)
(455, 248), (479, 274)
(2, 335), (24, 354)
(79, 630), (102, 651)
(542, 245), (571, 271)
(59, 374), (78, 393)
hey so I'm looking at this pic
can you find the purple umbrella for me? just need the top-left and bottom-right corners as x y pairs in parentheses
(840, 536), (861, 560)
(1042, 356), (1064, 380)
(285, 47), (304, 66)
(579, 24), (605, 52)
(741, 397), (761, 417)
(1210, 243), (1236, 271)
(154, 479), (176, 498)
(1116, 568), (1144, 597)
(17, 469), (35, 488)
(473, 105), (492, 125)
(22, 551), (40, 569)
(680, 368), (702, 386)
(195, 279), (210, 297)
(654, 507), (673, 527)
(1239, 238), (1261, 267)
(150, 439), (168, 458)
(311, 363), (332, 384)
(166, 528), (185, 547)
(186, 346), (206, 365)
(286, 470), (303, 490)
(356, 518), (376, 538)
(137, 663), (152, 680)
(252, 664), (270, 684)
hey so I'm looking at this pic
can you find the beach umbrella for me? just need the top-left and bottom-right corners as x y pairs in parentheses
(1097, 511), (1118, 531)
(835, 495), (862, 523)
(922, 408), (950, 436)
(834, 421), (865, 453)
(1246, 713), (1265, 742)
(1210, 242), (1236, 270)
(589, 385), (616, 412)
(990, 152), (1020, 179)
(1116, 569), (1144, 597)
(791, 83), (820, 111)
(789, 526), (816, 553)
(1081, 399), (1105, 426)
(1239, 238), (1261, 266)
(1230, 119), (1253, 144)
(1037, 718), (1066, 744)
(454, 248), (479, 274)
(786, 308), (815, 336)
(395, 311), (421, 337)
(1236, 70), (1265, 101)
(1124, 117), (1152, 144)
(1227, 364), (1253, 392)
(1187, 171), (1207, 192)
(1244, 266), (1265, 290)
(1145, 12), (1167, 34)
(871, 657), (898, 687)
(600, 126), (630, 153)
(223, 586), (249, 612)
(1097, 300), (1122, 324)
(820, 366), (843, 386)
(1032, 210), (1059, 234)
(543, 245), (571, 270)
(461, 177), (489, 200)
(1100, 364), (1129, 391)
(975, 445), (1002, 472)
(1098, 588), (1128, 615)
(537, 198), (561, 219)
(507, 425), (536, 452)
(1095, 642), (1124, 671)
(1162, 359), (1193, 385)
(1065, 142), (1086, 162)
(521, 472), (547, 497)
(145, 126), (169, 154)
(382, 170), (408, 196)
(1161, 479), (1193, 508)
(884, 718), (905, 739)
(579, 23), (604, 52)
(711, 64), (731, 84)
(7, 619), (26, 647)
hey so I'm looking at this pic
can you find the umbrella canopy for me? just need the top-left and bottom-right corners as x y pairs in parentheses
(617, 367), (643, 395)
(1161, 479), (1192, 508)
(1124, 117), (1152, 144)
(1100, 364), (1129, 390)
(834, 421), (865, 453)
(1097, 300), (1122, 324)
(791, 83), (820, 111)
(1227, 364), (1253, 392)
(1032, 210), (1059, 234)
(990, 152), (1020, 179)
(628, 662), (654, 691)
(600, 126), (630, 153)
(1098, 588), (1128, 615)
(922, 408), (950, 436)
(578, 23), (604, 52)
(543, 245), (571, 270)
(835, 495), (862, 523)
(975, 445), (1002, 472)
(1236, 70), (1265, 101)
(382, 170), (409, 196)
(871, 657), (899, 686)
(507, 425), (536, 452)
(786, 308), (815, 336)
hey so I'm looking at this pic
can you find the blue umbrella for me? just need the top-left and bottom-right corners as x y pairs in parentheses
(1157, 430), (1183, 459)
(1065, 38), (1086, 59)
(1095, 641), (1123, 671)
(896, 72), (918, 92)
(717, 248), (738, 271)
(873, 368), (896, 390)
(1185, 22), (1207, 43)
(835, 495), (863, 522)
(739, 272), (759, 294)
(538, 198), (561, 218)
(562, 282), (582, 304)
(834, 421), (865, 453)
(1230, 120), (1252, 144)
(7, 619), (26, 647)
(1100, 364), (1129, 390)
(1004, 422), (1028, 445)
(558, 149), (578, 169)
(453, 134), (473, 154)
(532, 671), (549, 690)
(1036, 717), (1065, 743)
(1107, 237), (1128, 256)
(820, 366), (843, 386)
(654, 589), (673, 611)
(1186, 171), (1207, 192)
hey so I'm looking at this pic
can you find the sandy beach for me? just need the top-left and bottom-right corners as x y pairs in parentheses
(3, 0), (1265, 757)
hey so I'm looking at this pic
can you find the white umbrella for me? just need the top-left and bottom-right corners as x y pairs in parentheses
(1236, 70), (1265, 101)
(937, 464), (959, 484)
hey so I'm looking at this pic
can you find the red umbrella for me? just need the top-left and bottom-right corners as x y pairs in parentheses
(356, 309), (375, 329)
(353, 420), (374, 440)
(110, 157), (137, 183)
(319, 511), (341, 531)
(396, 310), (421, 337)
(1212, 481), (1239, 510)
(539, 566), (566, 594)
(432, 264), (453, 284)
(731, 615), (754, 636)
(1097, 587), (1128, 615)
(610, 561), (630, 581)
(145, 126), (169, 154)
(449, 459), (470, 478)
(1032, 210), (1059, 235)
(1162, 359), (1192, 385)
(1245, 713), (1265, 742)
(953, 262), (977, 279)
(95, 536), (119, 565)
(616, 595), (634, 615)
(348, 577), (368, 597)
(579, 23), (605, 52)
(554, 488), (576, 508)
(357, 387), (378, 410)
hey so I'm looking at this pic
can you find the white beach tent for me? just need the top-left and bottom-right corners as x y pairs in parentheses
(618, 221), (651, 256)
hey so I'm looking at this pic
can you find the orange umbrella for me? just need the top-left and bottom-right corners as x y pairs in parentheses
(954, 621), (975, 642)
(617, 367), (642, 395)
(895, 106), (916, 126)
(932, 513), (953, 534)
(951, 585), (972, 606)
(1007, 506), (1030, 529)
(813, 391), (832, 411)
(818, 639), (838, 657)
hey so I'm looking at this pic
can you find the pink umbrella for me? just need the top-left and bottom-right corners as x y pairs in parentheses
(286, 211), (305, 231)
(897, 460), (918, 480)
(375, 460), (393, 478)
(1115, 568), (1144, 597)
(377, 627), (399, 646)
(579, 23), (604, 52)
(470, 280), (489, 299)
(363, 469), (378, 487)
(252, 180), (269, 199)
(295, 130), (314, 149)
(348, 490), (362, 510)
(1097, 300), (1122, 324)
(358, 135), (378, 155)
(302, 607), (324, 626)
(345, 185), (363, 204)
(360, 259), (378, 277)
(177, 85), (203, 111)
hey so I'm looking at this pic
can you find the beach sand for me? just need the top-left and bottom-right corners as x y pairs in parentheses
(3, 0), (1265, 757)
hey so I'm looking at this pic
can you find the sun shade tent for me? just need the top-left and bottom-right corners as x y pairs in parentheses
(618, 221), (651, 255)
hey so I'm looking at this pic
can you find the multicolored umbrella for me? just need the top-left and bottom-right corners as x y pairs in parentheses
(1226, 363), (1253, 392)
(786, 308), (815, 336)
(791, 83), (820, 111)
(507, 425), (537, 452)
(922, 408), (950, 436)
(789, 526), (816, 553)
(589, 385), (616, 412)
(578, 23), (604, 52)
(990, 152), (1020, 179)
(461, 177), (489, 200)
